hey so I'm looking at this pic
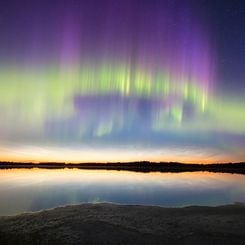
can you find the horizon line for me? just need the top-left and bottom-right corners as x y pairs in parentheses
(0, 161), (244, 165)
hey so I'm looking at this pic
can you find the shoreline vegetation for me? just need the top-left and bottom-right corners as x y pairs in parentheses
(0, 203), (244, 245)
(0, 161), (244, 174)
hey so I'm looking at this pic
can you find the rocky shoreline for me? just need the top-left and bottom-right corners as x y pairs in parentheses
(0, 203), (244, 244)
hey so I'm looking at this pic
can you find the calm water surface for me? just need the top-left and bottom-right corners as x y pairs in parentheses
(0, 169), (244, 216)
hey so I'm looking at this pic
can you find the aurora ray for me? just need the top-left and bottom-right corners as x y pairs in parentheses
(0, 0), (244, 163)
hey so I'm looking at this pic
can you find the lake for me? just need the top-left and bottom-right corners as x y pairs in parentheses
(0, 168), (244, 216)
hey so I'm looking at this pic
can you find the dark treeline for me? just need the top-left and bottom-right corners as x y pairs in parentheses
(0, 161), (244, 174)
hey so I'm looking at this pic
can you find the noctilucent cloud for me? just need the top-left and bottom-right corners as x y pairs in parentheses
(0, 0), (244, 163)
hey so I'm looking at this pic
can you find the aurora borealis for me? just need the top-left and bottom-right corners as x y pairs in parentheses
(0, 0), (244, 163)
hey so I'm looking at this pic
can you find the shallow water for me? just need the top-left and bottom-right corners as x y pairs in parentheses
(0, 169), (244, 216)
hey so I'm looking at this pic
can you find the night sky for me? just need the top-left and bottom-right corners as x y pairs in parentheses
(0, 0), (244, 163)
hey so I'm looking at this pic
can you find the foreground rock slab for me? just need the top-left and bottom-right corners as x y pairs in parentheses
(0, 203), (244, 245)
